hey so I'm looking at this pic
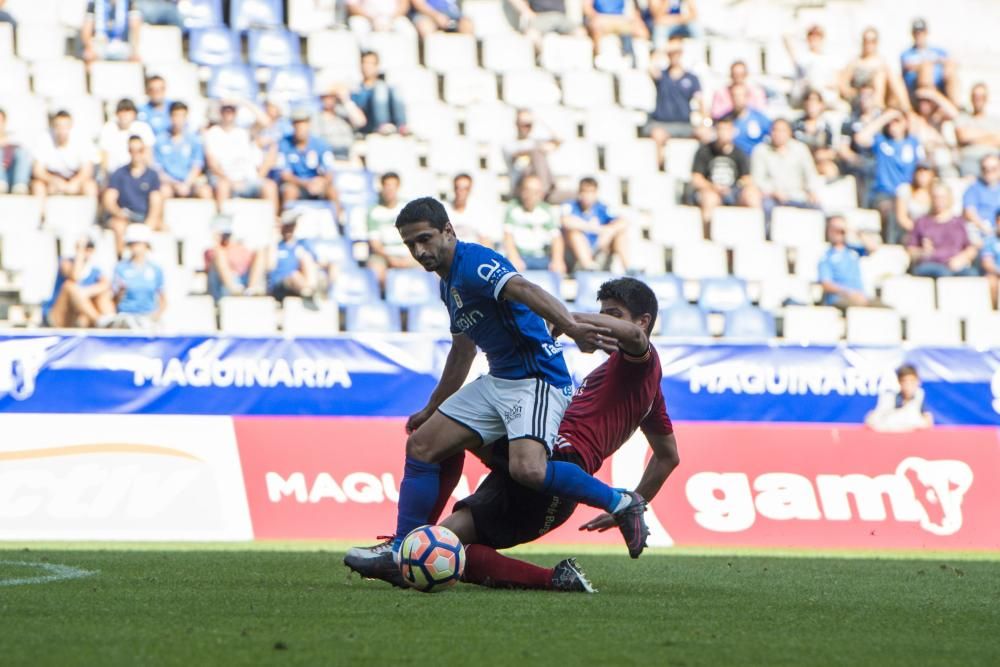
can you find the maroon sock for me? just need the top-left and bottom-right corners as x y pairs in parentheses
(428, 452), (465, 524)
(462, 544), (554, 590)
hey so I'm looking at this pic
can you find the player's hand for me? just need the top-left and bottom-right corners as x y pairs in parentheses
(406, 406), (435, 434)
(566, 320), (613, 353)
(579, 513), (616, 532)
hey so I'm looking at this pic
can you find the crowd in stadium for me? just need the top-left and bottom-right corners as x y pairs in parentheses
(0, 0), (997, 342)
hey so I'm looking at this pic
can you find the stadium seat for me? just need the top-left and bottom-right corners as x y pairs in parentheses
(617, 68), (656, 112)
(770, 207), (826, 249)
(160, 296), (218, 334)
(791, 243), (827, 282)
(57, 96), (104, 141)
(248, 29), (301, 68)
(424, 33), (478, 74)
(843, 208), (882, 236)
(385, 269), (438, 308)
(708, 38), (761, 74)
(443, 69), (498, 106)
(724, 305), (777, 341)
(405, 103), (459, 142)
(0, 59), (29, 97)
(3, 95), (46, 141)
(595, 172), (624, 207)
(482, 33), (534, 74)
(43, 196), (98, 246)
(0, 22), (11, 61)
(628, 173), (677, 213)
(180, 0), (224, 29)
(530, 105), (578, 142)
(219, 297), (280, 335)
(858, 244), (910, 292)
(671, 241), (727, 280)
(522, 270), (561, 299)
(584, 108), (640, 147)
(407, 303), (453, 334)
(364, 136), (420, 177)
(965, 312), (1000, 348)
(139, 25), (184, 64)
(288, 0), (336, 34)
(222, 199), (273, 249)
(189, 27), (242, 67)
(732, 242), (789, 282)
(31, 59), (87, 98)
(16, 22), (65, 62)
(880, 276), (936, 315)
(231, 0), (284, 31)
(816, 176), (858, 215)
(845, 307), (903, 346)
(344, 302), (402, 332)
(698, 277), (749, 313)
(548, 141), (600, 180)
(574, 271), (615, 312)
(368, 31), (420, 72)
(385, 66), (439, 106)
(649, 205), (703, 246)
(936, 277), (993, 318)
(332, 268), (380, 306)
(462, 0), (515, 37)
(306, 29), (360, 69)
(147, 62), (202, 103)
(540, 34), (593, 73)
(282, 297), (340, 335)
(710, 207), (766, 247)
(0, 196), (43, 237)
(758, 275), (813, 310)
(164, 199), (218, 246)
(207, 65), (257, 100)
(604, 140), (659, 178)
(266, 66), (315, 106)
(905, 311), (962, 346)
(503, 70), (562, 108)
(664, 139), (700, 180)
(644, 274), (684, 309)
(89, 62), (144, 102)
(782, 306), (843, 344)
(9, 230), (58, 305)
(659, 303), (710, 338)
(562, 70), (615, 110)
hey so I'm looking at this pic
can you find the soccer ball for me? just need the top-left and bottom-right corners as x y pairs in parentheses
(399, 525), (465, 593)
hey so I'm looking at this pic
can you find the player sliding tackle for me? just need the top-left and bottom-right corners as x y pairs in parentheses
(345, 198), (649, 581)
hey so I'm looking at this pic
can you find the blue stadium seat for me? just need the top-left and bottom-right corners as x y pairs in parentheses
(698, 277), (749, 313)
(345, 303), (402, 332)
(407, 304), (453, 334)
(332, 268), (380, 306)
(309, 238), (353, 267)
(574, 271), (615, 312)
(179, 0), (223, 30)
(522, 270), (561, 299)
(189, 27), (241, 67)
(644, 274), (684, 309)
(724, 305), (776, 341)
(248, 29), (301, 68)
(266, 66), (315, 106)
(231, 0), (284, 32)
(207, 65), (257, 100)
(659, 303), (710, 338)
(334, 169), (377, 209)
(386, 269), (439, 308)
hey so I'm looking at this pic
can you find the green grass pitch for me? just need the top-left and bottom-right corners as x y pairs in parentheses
(2, 544), (999, 666)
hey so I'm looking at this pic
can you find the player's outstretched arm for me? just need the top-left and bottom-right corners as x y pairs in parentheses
(568, 312), (648, 357)
(406, 333), (477, 433)
(501, 275), (610, 351)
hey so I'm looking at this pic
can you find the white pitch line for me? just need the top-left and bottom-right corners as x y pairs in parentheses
(0, 561), (98, 587)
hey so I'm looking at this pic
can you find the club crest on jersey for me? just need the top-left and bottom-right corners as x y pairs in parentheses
(450, 287), (463, 309)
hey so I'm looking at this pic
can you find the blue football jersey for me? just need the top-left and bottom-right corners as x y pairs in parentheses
(440, 241), (571, 388)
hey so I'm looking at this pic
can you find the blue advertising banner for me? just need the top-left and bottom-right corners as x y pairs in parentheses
(0, 334), (998, 425)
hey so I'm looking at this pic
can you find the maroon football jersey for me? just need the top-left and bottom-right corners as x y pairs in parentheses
(555, 345), (673, 474)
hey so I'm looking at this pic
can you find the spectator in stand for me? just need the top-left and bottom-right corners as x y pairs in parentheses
(410, 0), (473, 37)
(710, 61), (766, 120)
(31, 111), (99, 199)
(838, 82), (882, 206)
(445, 173), (497, 246)
(104, 135), (161, 256)
(725, 84), (771, 157)
(854, 108), (924, 242)
(259, 98), (292, 147)
(0, 109), (32, 195)
(507, 0), (583, 50)
(502, 174), (565, 274)
(99, 99), (154, 176)
(581, 0), (649, 59)
(907, 181), (980, 278)
(43, 232), (115, 328)
(783, 25), (840, 107)
(819, 215), (872, 308)
(793, 89), (838, 179)
(366, 171), (415, 286)
(963, 154), (1000, 244)
(205, 216), (264, 300)
(649, 0), (699, 46)
(155, 102), (212, 201)
(751, 119), (821, 223)
(690, 116), (761, 232)
(134, 0), (182, 27)
(645, 39), (702, 169)
(81, 0), (142, 65)
(503, 109), (558, 200)
(909, 87), (960, 177)
(895, 164), (934, 240)
(956, 83), (1000, 177)
(268, 215), (318, 301)
(138, 75), (172, 137)
(316, 84), (367, 161)
(561, 177), (629, 272)
(900, 18), (958, 105)
(277, 110), (339, 209)
(112, 223), (166, 329)
(205, 102), (280, 212)
(982, 218), (999, 308)
(865, 364), (933, 433)
(347, 0), (414, 43)
(0, 0), (16, 26)
(840, 27), (911, 111)
(351, 51), (408, 136)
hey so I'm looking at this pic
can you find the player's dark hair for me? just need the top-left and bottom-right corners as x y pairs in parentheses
(395, 197), (449, 231)
(597, 277), (659, 335)
(579, 177), (598, 189)
(52, 110), (72, 121)
(169, 101), (188, 113)
(381, 171), (400, 184)
(897, 364), (919, 380)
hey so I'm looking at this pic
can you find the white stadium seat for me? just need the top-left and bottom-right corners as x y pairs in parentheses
(32, 59), (87, 98)
(548, 140), (599, 179)
(482, 33), (534, 74)
(139, 25), (184, 64)
(0, 196), (43, 236)
(936, 277), (993, 318)
(406, 102), (460, 142)
(844, 208), (882, 235)
(43, 196), (98, 245)
(17, 23), (66, 62)
(771, 207), (826, 250)
(219, 297), (280, 335)
(584, 108), (640, 146)
(425, 137), (480, 175)
(385, 67), (439, 106)
(758, 276), (813, 310)
(782, 306), (843, 344)
(443, 69), (498, 106)
(649, 205), (703, 247)
(89, 61), (145, 102)
(164, 199), (219, 246)
(905, 311), (962, 346)
(664, 138), (700, 180)
(161, 296), (218, 334)
(307, 29), (360, 68)
(147, 62), (202, 103)
(368, 31), (419, 72)
(0, 22), (12, 61)
(0, 59), (29, 97)
(604, 139), (659, 178)
(502, 69), (562, 108)
(792, 243), (827, 282)
(617, 68), (656, 112)
(282, 297), (340, 335)
(858, 244), (910, 293)
(846, 307), (902, 346)
(463, 0), (515, 37)
(540, 34), (593, 73)
(710, 206), (766, 247)
(708, 37), (761, 74)
(464, 103), (516, 145)
(965, 312), (1000, 348)
(223, 199), (275, 250)
(562, 70), (615, 110)
(288, 0), (337, 34)
(424, 33), (478, 74)
(732, 243), (789, 282)
(628, 173), (677, 213)
(880, 276), (936, 315)
(364, 135), (421, 176)
(671, 241), (727, 280)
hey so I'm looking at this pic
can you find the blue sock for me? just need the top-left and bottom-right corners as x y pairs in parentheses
(393, 456), (441, 550)
(542, 460), (623, 513)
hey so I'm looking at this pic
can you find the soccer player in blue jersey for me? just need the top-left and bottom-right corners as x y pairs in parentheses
(345, 197), (649, 580)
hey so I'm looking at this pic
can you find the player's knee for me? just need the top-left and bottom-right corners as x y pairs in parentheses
(508, 456), (546, 491)
(405, 433), (435, 462)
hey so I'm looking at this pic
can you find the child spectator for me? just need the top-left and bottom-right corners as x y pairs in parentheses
(155, 102), (212, 201)
(111, 223), (166, 329)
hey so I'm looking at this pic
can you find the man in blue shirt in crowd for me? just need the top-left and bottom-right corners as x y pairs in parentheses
(277, 109), (340, 209)
(963, 154), (1000, 243)
(900, 18), (958, 104)
(351, 51), (408, 136)
(138, 75), (172, 137)
(112, 223), (166, 330)
(561, 177), (630, 271)
(645, 39), (702, 168)
(155, 102), (212, 201)
(104, 135), (162, 256)
(818, 215), (872, 308)
(267, 214), (318, 302)
(725, 83), (771, 157)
